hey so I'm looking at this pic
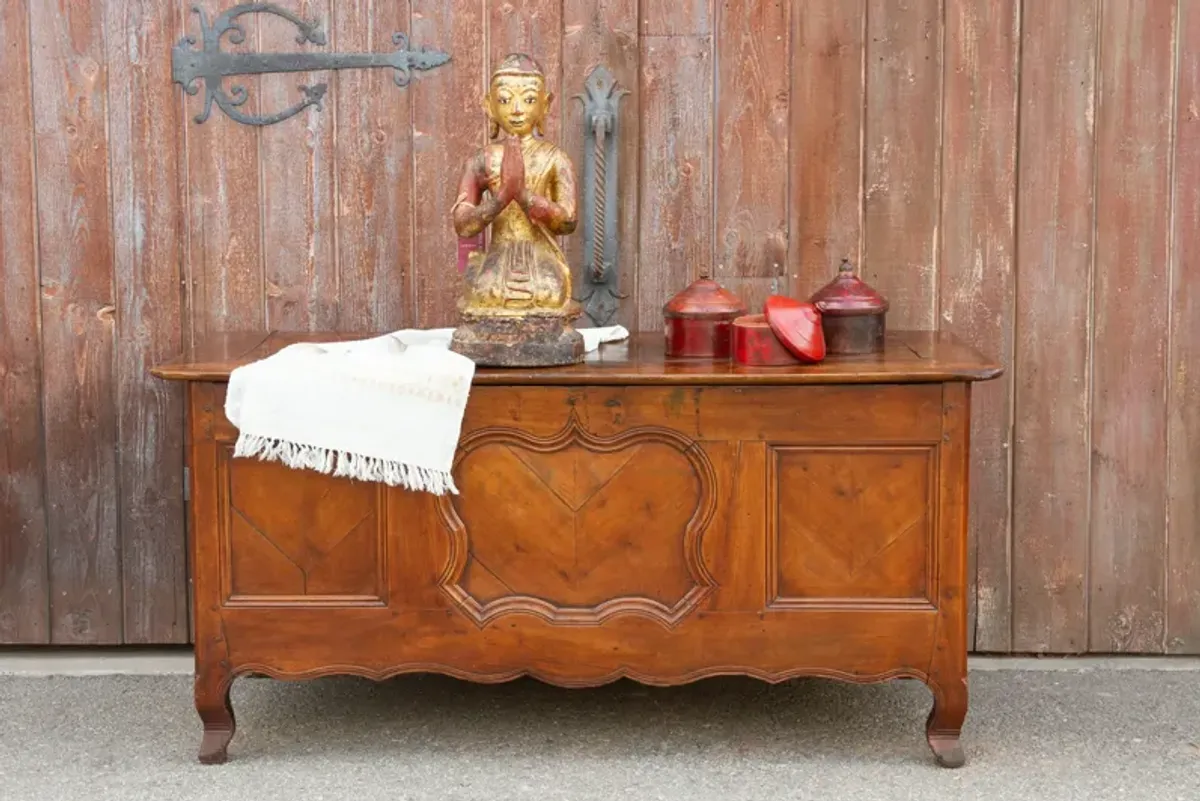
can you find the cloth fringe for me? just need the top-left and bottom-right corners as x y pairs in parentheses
(234, 433), (459, 496)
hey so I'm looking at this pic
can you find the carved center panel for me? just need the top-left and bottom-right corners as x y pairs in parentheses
(437, 418), (717, 626)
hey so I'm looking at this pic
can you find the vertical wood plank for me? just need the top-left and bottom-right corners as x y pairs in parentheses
(185, 1), (266, 340)
(939, 0), (1019, 652)
(562, 0), (639, 330)
(715, 0), (790, 314)
(1090, 0), (1176, 653)
(1167, 0), (1200, 654)
(489, 0), (564, 144)
(105, 0), (188, 643)
(260, 0), (338, 331)
(0, 0), (50, 644)
(638, 35), (714, 330)
(863, 0), (942, 329)
(411, 0), (484, 327)
(638, 0), (715, 331)
(334, 0), (414, 333)
(790, 0), (866, 298)
(1011, 0), (1098, 654)
(30, 0), (121, 643)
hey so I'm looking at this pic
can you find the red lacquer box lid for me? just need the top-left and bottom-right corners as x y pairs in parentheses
(809, 259), (889, 317)
(763, 296), (826, 363)
(663, 273), (747, 321)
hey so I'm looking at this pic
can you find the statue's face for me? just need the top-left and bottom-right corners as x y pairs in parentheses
(488, 75), (548, 137)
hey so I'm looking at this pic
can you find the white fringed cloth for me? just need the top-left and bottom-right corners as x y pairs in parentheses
(224, 326), (629, 496)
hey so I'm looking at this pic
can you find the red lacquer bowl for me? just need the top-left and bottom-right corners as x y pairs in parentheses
(733, 314), (798, 366)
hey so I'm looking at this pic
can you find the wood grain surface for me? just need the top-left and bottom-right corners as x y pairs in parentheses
(790, 0), (865, 298)
(152, 330), (1002, 386)
(185, 0), (265, 340)
(30, 0), (121, 643)
(1168, 0), (1200, 654)
(862, 0), (941, 330)
(641, 0), (712, 37)
(411, 0), (484, 327)
(1011, 0), (1097, 654)
(1089, 0), (1175, 653)
(333, 0), (414, 332)
(259, 0), (338, 331)
(637, 0), (712, 327)
(0, 0), (49, 644)
(939, 0), (1019, 652)
(637, 35), (713, 328)
(104, 0), (188, 643)
(715, 0), (790, 314)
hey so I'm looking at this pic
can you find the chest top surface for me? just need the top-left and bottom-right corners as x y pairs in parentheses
(151, 331), (1002, 386)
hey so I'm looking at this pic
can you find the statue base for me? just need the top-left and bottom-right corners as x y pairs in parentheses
(450, 307), (586, 368)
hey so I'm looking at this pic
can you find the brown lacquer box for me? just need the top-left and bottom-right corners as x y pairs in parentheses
(152, 330), (1002, 768)
(810, 261), (889, 356)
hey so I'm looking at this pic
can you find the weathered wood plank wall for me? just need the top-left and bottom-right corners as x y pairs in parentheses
(940, 0), (1019, 652)
(1, 0), (1198, 653)
(30, 0), (122, 644)
(1011, 0), (1094, 655)
(0, 0), (49, 643)
(1171, 0), (1200, 653)
(106, 0), (189, 643)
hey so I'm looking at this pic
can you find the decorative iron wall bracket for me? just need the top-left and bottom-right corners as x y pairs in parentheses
(172, 3), (451, 127)
(573, 65), (629, 328)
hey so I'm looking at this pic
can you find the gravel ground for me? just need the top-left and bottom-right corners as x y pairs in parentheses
(1, 668), (1198, 801)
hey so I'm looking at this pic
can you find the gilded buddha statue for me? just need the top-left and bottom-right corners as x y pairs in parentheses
(448, 53), (586, 367)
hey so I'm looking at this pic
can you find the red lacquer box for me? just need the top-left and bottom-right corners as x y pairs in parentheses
(663, 274), (747, 359)
(733, 314), (799, 366)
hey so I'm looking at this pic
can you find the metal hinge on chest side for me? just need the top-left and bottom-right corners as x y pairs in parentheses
(183, 466), (191, 503)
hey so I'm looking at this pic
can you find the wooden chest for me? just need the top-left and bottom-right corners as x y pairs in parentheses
(153, 331), (1001, 768)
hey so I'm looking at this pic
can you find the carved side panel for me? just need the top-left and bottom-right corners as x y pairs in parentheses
(768, 446), (936, 608)
(218, 445), (387, 606)
(436, 415), (717, 626)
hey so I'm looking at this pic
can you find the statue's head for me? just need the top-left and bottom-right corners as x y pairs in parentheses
(485, 53), (552, 139)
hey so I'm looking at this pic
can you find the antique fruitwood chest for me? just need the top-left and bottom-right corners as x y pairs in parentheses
(153, 330), (1002, 767)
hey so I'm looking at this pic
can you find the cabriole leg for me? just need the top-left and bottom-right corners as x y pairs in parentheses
(925, 677), (967, 768)
(195, 668), (236, 764)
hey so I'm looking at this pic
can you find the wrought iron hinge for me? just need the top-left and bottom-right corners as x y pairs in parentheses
(172, 3), (451, 127)
(573, 65), (629, 328)
(183, 467), (191, 503)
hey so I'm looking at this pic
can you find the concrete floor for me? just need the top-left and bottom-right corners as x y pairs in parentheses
(0, 657), (1197, 801)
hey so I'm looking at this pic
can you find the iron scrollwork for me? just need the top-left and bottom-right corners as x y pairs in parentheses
(574, 65), (629, 328)
(172, 3), (451, 127)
